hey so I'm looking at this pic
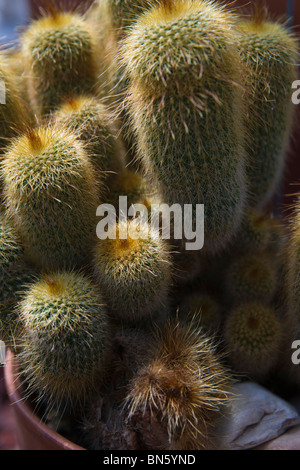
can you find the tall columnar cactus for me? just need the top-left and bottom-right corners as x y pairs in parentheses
(21, 9), (101, 115)
(226, 252), (277, 303)
(53, 96), (126, 180)
(93, 219), (172, 322)
(237, 8), (298, 207)
(120, 0), (248, 254)
(1, 125), (99, 271)
(18, 272), (112, 410)
(223, 301), (282, 378)
(124, 320), (233, 450)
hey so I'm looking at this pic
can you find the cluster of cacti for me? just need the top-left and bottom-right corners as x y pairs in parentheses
(0, 0), (299, 451)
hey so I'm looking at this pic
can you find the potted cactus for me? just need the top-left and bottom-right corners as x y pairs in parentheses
(1, 0), (300, 450)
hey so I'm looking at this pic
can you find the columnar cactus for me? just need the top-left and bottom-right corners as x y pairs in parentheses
(120, 0), (248, 254)
(223, 301), (282, 378)
(237, 7), (298, 207)
(18, 272), (112, 410)
(21, 9), (101, 115)
(1, 125), (99, 271)
(93, 219), (172, 322)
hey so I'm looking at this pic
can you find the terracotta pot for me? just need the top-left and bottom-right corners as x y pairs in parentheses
(4, 349), (85, 450)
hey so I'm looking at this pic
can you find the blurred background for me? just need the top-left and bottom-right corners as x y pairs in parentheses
(0, 0), (299, 450)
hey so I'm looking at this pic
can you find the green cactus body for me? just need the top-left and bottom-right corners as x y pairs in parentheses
(93, 219), (172, 322)
(54, 96), (126, 181)
(224, 301), (282, 378)
(121, 0), (248, 254)
(1, 126), (99, 271)
(237, 16), (298, 207)
(21, 11), (100, 115)
(18, 272), (111, 409)
(226, 252), (277, 303)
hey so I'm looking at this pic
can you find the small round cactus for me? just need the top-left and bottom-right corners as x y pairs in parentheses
(0, 211), (24, 270)
(18, 271), (112, 410)
(1, 125), (99, 271)
(21, 9), (101, 115)
(125, 319), (233, 450)
(226, 252), (277, 303)
(93, 218), (172, 322)
(53, 95), (126, 180)
(237, 7), (298, 207)
(121, 0), (248, 254)
(223, 301), (282, 378)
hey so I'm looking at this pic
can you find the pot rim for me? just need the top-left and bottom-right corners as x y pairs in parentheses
(4, 348), (85, 450)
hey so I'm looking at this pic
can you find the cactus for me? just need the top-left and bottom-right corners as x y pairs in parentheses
(1, 125), (99, 271)
(124, 319), (233, 450)
(120, 0), (248, 254)
(53, 96), (126, 181)
(179, 292), (222, 333)
(17, 271), (112, 410)
(223, 301), (282, 378)
(93, 218), (172, 322)
(226, 252), (277, 303)
(237, 7), (298, 207)
(21, 9), (100, 115)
